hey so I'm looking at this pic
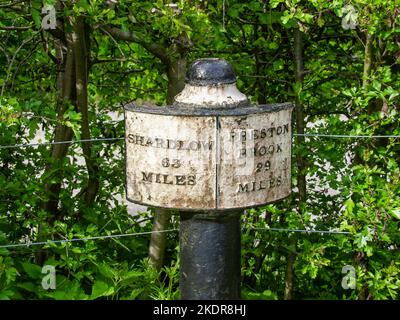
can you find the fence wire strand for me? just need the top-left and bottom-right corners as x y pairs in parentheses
(250, 227), (351, 235)
(0, 130), (387, 249)
(295, 133), (400, 139)
(0, 227), (351, 250)
(0, 229), (179, 249)
(1, 133), (400, 149)
(0, 137), (124, 149)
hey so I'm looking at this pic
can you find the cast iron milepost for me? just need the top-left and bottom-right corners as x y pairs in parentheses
(124, 58), (293, 299)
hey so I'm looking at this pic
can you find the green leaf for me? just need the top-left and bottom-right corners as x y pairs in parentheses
(5, 267), (18, 285)
(91, 280), (115, 299)
(344, 198), (355, 216)
(270, 0), (285, 9)
(268, 42), (279, 50)
(96, 263), (115, 279)
(16, 282), (36, 293)
(228, 8), (239, 18)
(129, 288), (144, 299)
(389, 209), (400, 220)
(22, 262), (42, 279)
(0, 290), (14, 300)
(30, 8), (41, 28)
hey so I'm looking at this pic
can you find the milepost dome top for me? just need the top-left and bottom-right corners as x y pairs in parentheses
(174, 58), (247, 109)
(185, 58), (237, 86)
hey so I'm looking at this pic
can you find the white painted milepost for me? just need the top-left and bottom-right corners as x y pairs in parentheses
(124, 79), (293, 210)
(124, 58), (294, 300)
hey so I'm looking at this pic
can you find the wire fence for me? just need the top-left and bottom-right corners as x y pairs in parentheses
(0, 227), (351, 250)
(0, 137), (124, 149)
(1, 133), (400, 149)
(0, 131), (391, 250)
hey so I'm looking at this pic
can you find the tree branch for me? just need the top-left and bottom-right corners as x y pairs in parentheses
(0, 25), (33, 30)
(101, 25), (169, 64)
(0, 0), (26, 8)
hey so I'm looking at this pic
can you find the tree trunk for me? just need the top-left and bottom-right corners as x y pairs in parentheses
(363, 33), (373, 89)
(284, 242), (296, 300)
(72, 16), (99, 208)
(294, 28), (307, 205)
(40, 34), (75, 217)
(166, 56), (187, 104)
(148, 57), (186, 271)
(284, 28), (306, 300)
(36, 33), (76, 265)
(353, 32), (374, 300)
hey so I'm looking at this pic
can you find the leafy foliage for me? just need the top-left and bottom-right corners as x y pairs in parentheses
(0, 0), (399, 300)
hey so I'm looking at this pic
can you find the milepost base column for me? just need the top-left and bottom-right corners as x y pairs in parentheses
(179, 210), (241, 300)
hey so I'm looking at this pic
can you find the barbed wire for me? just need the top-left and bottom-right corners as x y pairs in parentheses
(0, 226), (351, 250)
(1, 133), (399, 149)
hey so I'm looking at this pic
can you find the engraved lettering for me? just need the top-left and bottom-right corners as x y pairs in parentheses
(142, 172), (153, 182)
(162, 158), (170, 167)
(146, 137), (153, 146)
(177, 140), (184, 150)
(167, 139), (176, 149)
(189, 141), (200, 151)
(175, 175), (186, 185)
(269, 178), (275, 188)
(283, 124), (289, 134)
(277, 175), (282, 187)
(268, 145), (275, 154)
(140, 172), (197, 186)
(137, 135), (145, 146)
(258, 146), (266, 156)
(200, 140), (214, 150)
(187, 175), (196, 185)
(155, 138), (164, 148)
(171, 159), (181, 168)
(236, 175), (283, 193)
(230, 129), (236, 141)
(127, 133), (213, 152)
(127, 134), (135, 144)
(267, 127), (274, 137)
(253, 129), (259, 139)
(238, 183), (249, 193)
(163, 174), (173, 184)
